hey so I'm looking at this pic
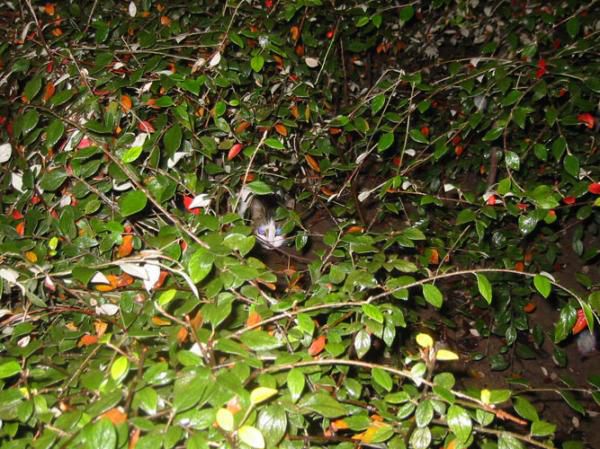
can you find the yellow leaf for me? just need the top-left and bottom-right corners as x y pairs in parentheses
(216, 408), (234, 432)
(480, 388), (491, 405)
(250, 387), (278, 405)
(238, 425), (265, 449)
(416, 333), (434, 348)
(436, 349), (459, 361)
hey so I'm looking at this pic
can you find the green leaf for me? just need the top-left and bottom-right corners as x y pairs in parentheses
(87, 418), (116, 449)
(371, 94), (385, 115)
(257, 405), (287, 448)
(224, 233), (256, 257)
(354, 329), (371, 358)
(298, 391), (347, 418)
(0, 361), (21, 379)
(531, 420), (556, 437)
(518, 214), (538, 236)
(240, 330), (283, 351)
(118, 190), (148, 216)
(188, 247), (214, 283)
(498, 433), (524, 449)
(563, 154), (579, 178)
(415, 400), (434, 428)
(409, 427), (431, 449)
(456, 209), (476, 225)
(45, 119), (65, 148)
(398, 5), (414, 22)
(476, 273), (492, 304)
(559, 390), (585, 414)
(482, 127), (503, 142)
(264, 138), (284, 150)
(39, 169), (68, 191)
(21, 110), (40, 135)
(513, 397), (539, 422)
(409, 129), (429, 144)
(505, 151), (520, 170)
(238, 426), (265, 449)
(251, 54), (265, 72)
(377, 133), (394, 152)
(566, 17), (580, 38)
(361, 303), (384, 324)
(164, 124), (182, 153)
(372, 367), (393, 392)
(287, 369), (305, 403)
(533, 274), (552, 299)
(23, 76), (42, 101)
(247, 181), (273, 195)
(422, 284), (443, 308)
(447, 404), (472, 443)
(110, 356), (129, 382)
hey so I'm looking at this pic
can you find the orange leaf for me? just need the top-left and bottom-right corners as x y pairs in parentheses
(227, 143), (244, 161)
(241, 172), (255, 183)
(514, 261), (525, 272)
(295, 44), (305, 57)
(120, 95), (133, 113)
(454, 145), (464, 156)
(176, 326), (188, 343)
(523, 302), (536, 313)
(289, 104), (300, 119)
(320, 186), (335, 196)
(246, 311), (262, 328)
(25, 251), (38, 263)
(346, 226), (364, 234)
(101, 408), (128, 425)
(290, 25), (300, 42)
(332, 419), (349, 431)
(190, 311), (203, 329)
(116, 273), (134, 288)
(42, 82), (56, 102)
(572, 309), (587, 335)
(445, 438), (458, 449)
(51, 28), (63, 37)
(308, 335), (326, 356)
(160, 15), (172, 26)
(94, 320), (108, 338)
(78, 334), (99, 347)
(16, 221), (25, 237)
(129, 428), (141, 449)
(152, 316), (171, 326)
(153, 271), (169, 289)
(305, 154), (320, 172)
(328, 127), (342, 136)
(118, 234), (134, 258)
(44, 3), (56, 15)
(274, 123), (288, 136)
(235, 121), (251, 134)
(429, 248), (440, 265)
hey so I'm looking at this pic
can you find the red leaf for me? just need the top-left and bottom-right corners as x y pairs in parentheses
(227, 143), (243, 161)
(11, 210), (24, 220)
(138, 121), (155, 133)
(562, 196), (576, 205)
(572, 309), (587, 335)
(78, 137), (93, 149)
(183, 195), (201, 215)
(588, 183), (600, 195)
(486, 195), (497, 206)
(577, 113), (595, 129)
(535, 59), (547, 79)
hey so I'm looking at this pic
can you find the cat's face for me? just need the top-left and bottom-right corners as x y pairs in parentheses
(250, 198), (285, 248)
